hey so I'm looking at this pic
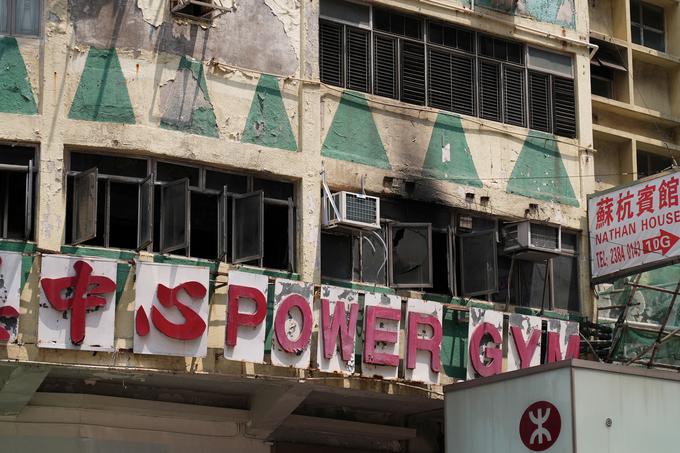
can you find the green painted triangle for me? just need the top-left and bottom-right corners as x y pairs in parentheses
(322, 91), (390, 169)
(422, 113), (482, 187)
(507, 131), (579, 207)
(69, 48), (135, 124)
(0, 37), (37, 115)
(160, 56), (219, 138)
(241, 74), (297, 151)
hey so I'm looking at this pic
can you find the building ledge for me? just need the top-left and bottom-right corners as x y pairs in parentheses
(592, 96), (680, 128)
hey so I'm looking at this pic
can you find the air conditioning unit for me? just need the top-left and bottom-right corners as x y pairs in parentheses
(502, 221), (561, 261)
(322, 191), (381, 231)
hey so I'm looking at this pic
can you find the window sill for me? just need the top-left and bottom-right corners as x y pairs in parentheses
(0, 239), (36, 253)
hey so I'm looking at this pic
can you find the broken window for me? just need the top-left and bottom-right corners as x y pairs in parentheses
(170, 0), (231, 22)
(459, 229), (498, 297)
(389, 223), (432, 288)
(0, 0), (41, 37)
(0, 145), (36, 241)
(67, 152), (296, 270)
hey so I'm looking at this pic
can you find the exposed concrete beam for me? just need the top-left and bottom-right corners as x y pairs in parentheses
(246, 383), (312, 439)
(281, 414), (417, 441)
(0, 365), (50, 416)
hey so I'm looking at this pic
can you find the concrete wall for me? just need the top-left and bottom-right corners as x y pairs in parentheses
(0, 0), (595, 405)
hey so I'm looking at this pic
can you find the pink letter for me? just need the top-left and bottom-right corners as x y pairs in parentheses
(469, 322), (503, 377)
(510, 325), (541, 369)
(274, 294), (313, 353)
(363, 306), (401, 367)
(547, 332), (580, 363)
(406, 312), (443, 372)
(226, 284), (267, 347)
(321, 299), (359, 361)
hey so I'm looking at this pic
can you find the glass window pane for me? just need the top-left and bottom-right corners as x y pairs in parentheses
(72, 168), (98, 245)
(319, 0), (370, 27)
(0, 0), (9, 34)
(403, 16), (421, 39)
(390, 223), (432, 287)
(160, 178), (189, 254)
(321, 233), (352, 280)
(232, 190), (264, 263)
(253, 178), (294, 200)
(630, 0), (641, 23)
(513, 260), (548, 308)
(460, 231), (497, 295)
(206, 170), (247, 193)
(138, 174), (154, 249)
(457, 29), (474, 53)
(642, 3), (664, 30)
(643, 29), (665, 52)
(156, 162), (200, 187)
(373, 8), (391, 33)
(554, 255), (580, 311)
(561, 231), (578, 254)
(70, 152), (147, 178)
(14, 0), (40, 36)
(361, 230), (387, 285)
(528, 47), (573, 78)
(428, 22), (443, 45)
(631, 25), (642, 45)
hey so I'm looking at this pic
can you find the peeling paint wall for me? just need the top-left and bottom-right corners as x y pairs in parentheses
(476, 0), (577, 29)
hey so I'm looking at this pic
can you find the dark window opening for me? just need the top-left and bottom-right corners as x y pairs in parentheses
(190, 192), (218, 260)
(637, 150), (673, 179)
(631, 0), (666, 52)
(321, 233), (354, 280)
(389, 223), (432, 288)
(108, 182), (139, 250)
(0, 146), (36, 241)
(263, 203), (291, 270)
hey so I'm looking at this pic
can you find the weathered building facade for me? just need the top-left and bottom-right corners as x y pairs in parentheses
(0, 0), (598, 452)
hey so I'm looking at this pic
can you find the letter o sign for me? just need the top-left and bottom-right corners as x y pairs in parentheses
(519, 401), (561, 451)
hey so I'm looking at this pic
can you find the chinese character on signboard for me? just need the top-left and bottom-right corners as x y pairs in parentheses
(38, 255), (117, 351)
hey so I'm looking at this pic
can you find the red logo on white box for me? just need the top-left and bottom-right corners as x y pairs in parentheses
(519, 401), (561, 451)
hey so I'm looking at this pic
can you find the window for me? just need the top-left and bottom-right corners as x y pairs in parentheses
(590, 40), (627, 100)
(631, 0), (665, 52)
(169, 0), (230, 22)
(319, 0), (577, 138)
(67, 152), (296, 271)
(0, 0), (41, 37)
(636, 150), (673, 179)
(0, 144), (36, 241)
(321, 197), (581, 312)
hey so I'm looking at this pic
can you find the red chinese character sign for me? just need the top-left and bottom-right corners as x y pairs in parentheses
(519, 401), (561, 451)
(38, 255), (117, 351)
(589, 170), (680, 282)
(0, 252), (23, 342)
(134, 261), (210, 357)
(271, 279), (314, 369)
(317, 285), (360, 375)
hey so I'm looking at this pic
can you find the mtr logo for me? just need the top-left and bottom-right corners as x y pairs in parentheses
(519, 401), (561, 451)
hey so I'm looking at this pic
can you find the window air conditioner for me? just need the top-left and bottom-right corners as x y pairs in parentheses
(322, 191), (381, 231)
(502, 221), (561, 261)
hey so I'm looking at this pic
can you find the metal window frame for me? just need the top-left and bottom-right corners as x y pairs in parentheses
(631, 0), (666, 51)
(71, 167), (98, 246)
(3, 0), (42, 39)
(137, 173), (154, 251)
(231, 189), (265, 264)
(388, 222), (433, 289)
(459, 228), (498, 297)
(217, 185), (228, 261)
(159, 177), (191, 254)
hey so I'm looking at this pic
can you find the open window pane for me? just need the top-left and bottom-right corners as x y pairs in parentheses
(71, 167), (98, 245)
(137, 174), (154, 250)
(160, 178), (190, 254)
(361, 229), (387, 285)
(460, 231), (497, 296)
(24, 159), (33, 239)
(232, 190), (264, 264)
(389, 223), (432, 288)
(218, 186), (228, 260)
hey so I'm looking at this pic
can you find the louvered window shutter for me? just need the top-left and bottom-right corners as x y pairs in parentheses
(528, 71), (550, 133)
(346, 27), (370, 93)
(503, 65), (526, 127)
(479, 60), (500, 122)
(552, 77), (577, 138)
(400, 41), (426, 105)
(319, 20), (343, 87)
(451, 54), (475, 116)
(428, 48), (452, 111)
(374, 34), (398, 99)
